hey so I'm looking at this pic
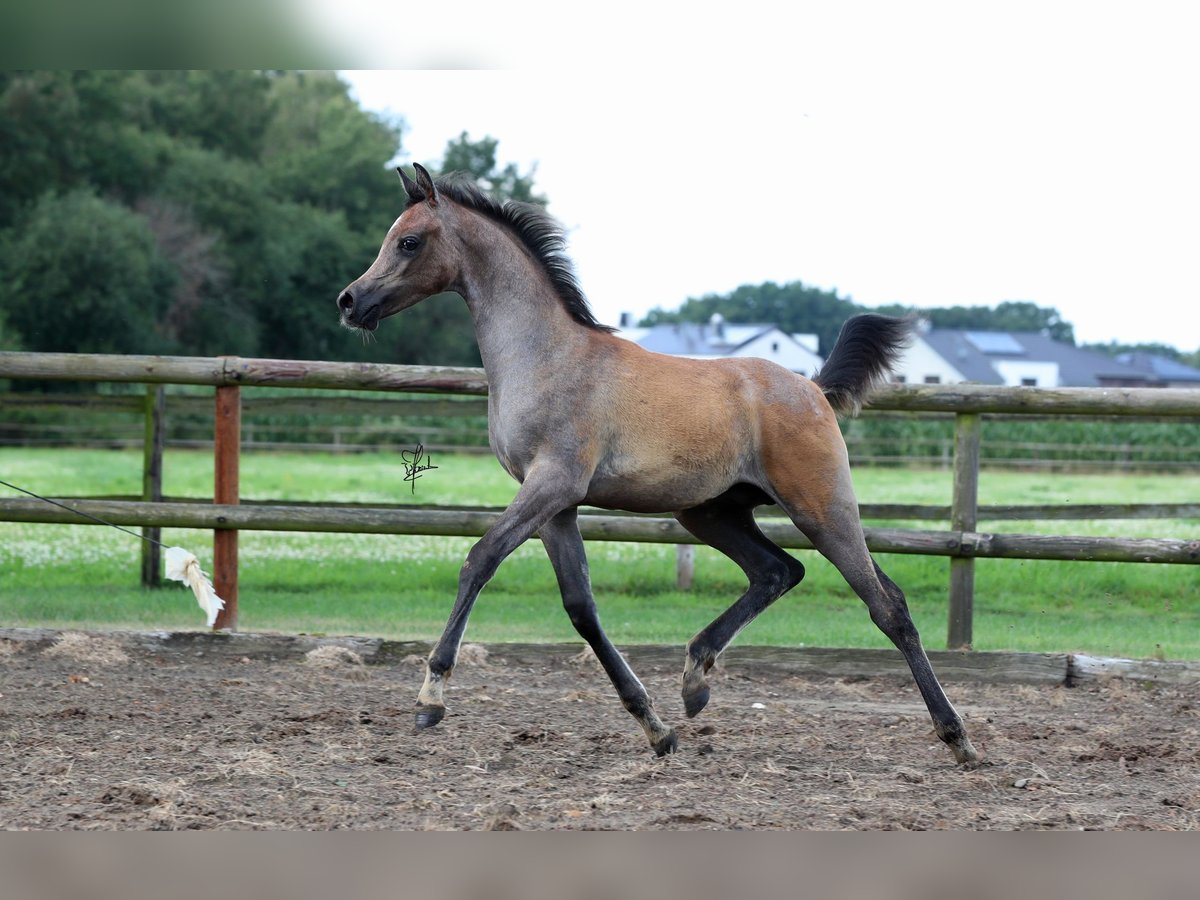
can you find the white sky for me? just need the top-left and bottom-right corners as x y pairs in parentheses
(328, 3), (1200, 350)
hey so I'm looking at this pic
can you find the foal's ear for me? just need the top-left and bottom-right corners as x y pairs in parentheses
(397, 167), (424, 202)
(413, 163), (439, 207)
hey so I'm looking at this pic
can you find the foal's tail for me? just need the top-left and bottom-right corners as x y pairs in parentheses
(813, 314), (913, 416)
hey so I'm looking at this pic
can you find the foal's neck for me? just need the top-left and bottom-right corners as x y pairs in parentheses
(455, 221), (595, 387)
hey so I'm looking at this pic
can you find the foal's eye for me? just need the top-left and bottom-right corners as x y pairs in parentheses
(399, 236), (421, 255)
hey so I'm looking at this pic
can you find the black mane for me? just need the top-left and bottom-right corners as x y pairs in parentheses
(420, 173), (615, 333)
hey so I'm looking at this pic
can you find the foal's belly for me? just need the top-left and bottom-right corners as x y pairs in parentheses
(583, 461), (750, 514)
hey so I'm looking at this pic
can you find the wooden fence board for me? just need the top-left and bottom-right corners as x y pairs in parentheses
(1067, 654), (1200, 686)
(2, 498), (1197, 564)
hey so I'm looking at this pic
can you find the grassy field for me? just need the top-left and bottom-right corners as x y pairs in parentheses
(1, 447), (1198, 659)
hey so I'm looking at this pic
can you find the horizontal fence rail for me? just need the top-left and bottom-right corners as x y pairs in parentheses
(4, 351), (1199, 412)
(2, 351), (1199, 645)
(0, 352), (490, 394)
(2, 499), (1197, 564)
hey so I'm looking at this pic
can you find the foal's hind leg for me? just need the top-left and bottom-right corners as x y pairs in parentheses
(674, 499), (806, 718)
(540, 509), (677, 755)
(784, 494), (979, 766)
(762, 404), (978, 765)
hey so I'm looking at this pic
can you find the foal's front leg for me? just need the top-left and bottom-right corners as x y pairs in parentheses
(540, 509), (677, 755)
(415, 467), (583, 730)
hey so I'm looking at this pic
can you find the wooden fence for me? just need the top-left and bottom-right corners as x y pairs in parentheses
(5, 391), (1200, 471)
(2, 350), (1199, 648)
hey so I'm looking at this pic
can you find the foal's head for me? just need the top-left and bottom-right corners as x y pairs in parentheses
(337, 163), (458, 333)
(338, 164), (612, 337)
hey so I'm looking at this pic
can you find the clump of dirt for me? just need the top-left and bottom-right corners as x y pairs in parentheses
(42, 632), (130, 667)
(456, 643), (489, 666)
(302, 646), (368, 680)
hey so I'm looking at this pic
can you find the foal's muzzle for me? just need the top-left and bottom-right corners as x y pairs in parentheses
(337, 288), (381, 331)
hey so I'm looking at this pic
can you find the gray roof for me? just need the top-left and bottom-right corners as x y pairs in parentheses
(1115, 351), (1200, 384)
(633, 322), (776, 356)
(922, 330), (1155, 387)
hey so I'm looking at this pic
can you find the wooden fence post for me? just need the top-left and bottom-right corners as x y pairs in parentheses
(140, 385), (165, 587)
(675, 544), (695, 591)
(948, 412), (981, 649)
(212, 384), (241, 631)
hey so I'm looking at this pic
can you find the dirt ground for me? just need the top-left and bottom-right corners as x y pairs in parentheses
(2, 630), (1198, 831)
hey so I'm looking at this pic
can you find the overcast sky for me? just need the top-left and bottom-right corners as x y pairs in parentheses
(331, 3), (1198, 350)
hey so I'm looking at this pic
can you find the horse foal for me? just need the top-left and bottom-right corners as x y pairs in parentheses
(337, 164), (979, 766)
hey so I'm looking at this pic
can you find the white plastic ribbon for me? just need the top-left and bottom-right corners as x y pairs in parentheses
(164, 547), (225, 628)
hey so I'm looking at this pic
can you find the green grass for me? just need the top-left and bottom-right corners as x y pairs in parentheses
(1, 447), (1198, 659)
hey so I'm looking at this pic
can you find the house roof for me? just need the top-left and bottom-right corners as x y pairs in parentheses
(633, 322), (782, 357)
(1115, 351), (1200, 383)
(921, 329), (1154, 387)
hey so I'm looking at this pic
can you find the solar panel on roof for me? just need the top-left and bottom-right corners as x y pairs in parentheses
(964, 331), (1025, 354)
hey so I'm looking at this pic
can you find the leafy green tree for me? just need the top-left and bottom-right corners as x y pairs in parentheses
(255, 202), (370, 361)
(0, 71), (172, 228)
(261, 71), (402, 235)
(0, 189), (176, 354)
(0, 307), (21, 351)
(132, 70), (272, 161)
(145, 79), (399, 359)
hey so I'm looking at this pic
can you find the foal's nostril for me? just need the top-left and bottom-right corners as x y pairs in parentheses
(337, 290), (355, 313)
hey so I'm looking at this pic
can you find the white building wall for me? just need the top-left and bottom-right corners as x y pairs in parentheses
(993, 359), (1060, 387)
(890, 337), (968, 384)
(733, 330), (824, 375)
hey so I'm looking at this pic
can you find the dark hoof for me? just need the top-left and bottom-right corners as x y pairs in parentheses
(414, 703), (445, 730)
(683, 684), (710, 718)
(652, 729), (679, 757)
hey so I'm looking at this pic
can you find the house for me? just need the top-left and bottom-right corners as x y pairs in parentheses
(617, 314), (824, 376)
(890, 327), (1199, 388)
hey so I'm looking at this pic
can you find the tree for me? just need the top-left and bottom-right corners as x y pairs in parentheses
(0, 189), (176, 354)
(133, 70), (272, 162)
(0, 307), (20, 351)
(261, 71), (403, 235)
(0, 71), (173, 229)
(254, 202), (369, 361)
